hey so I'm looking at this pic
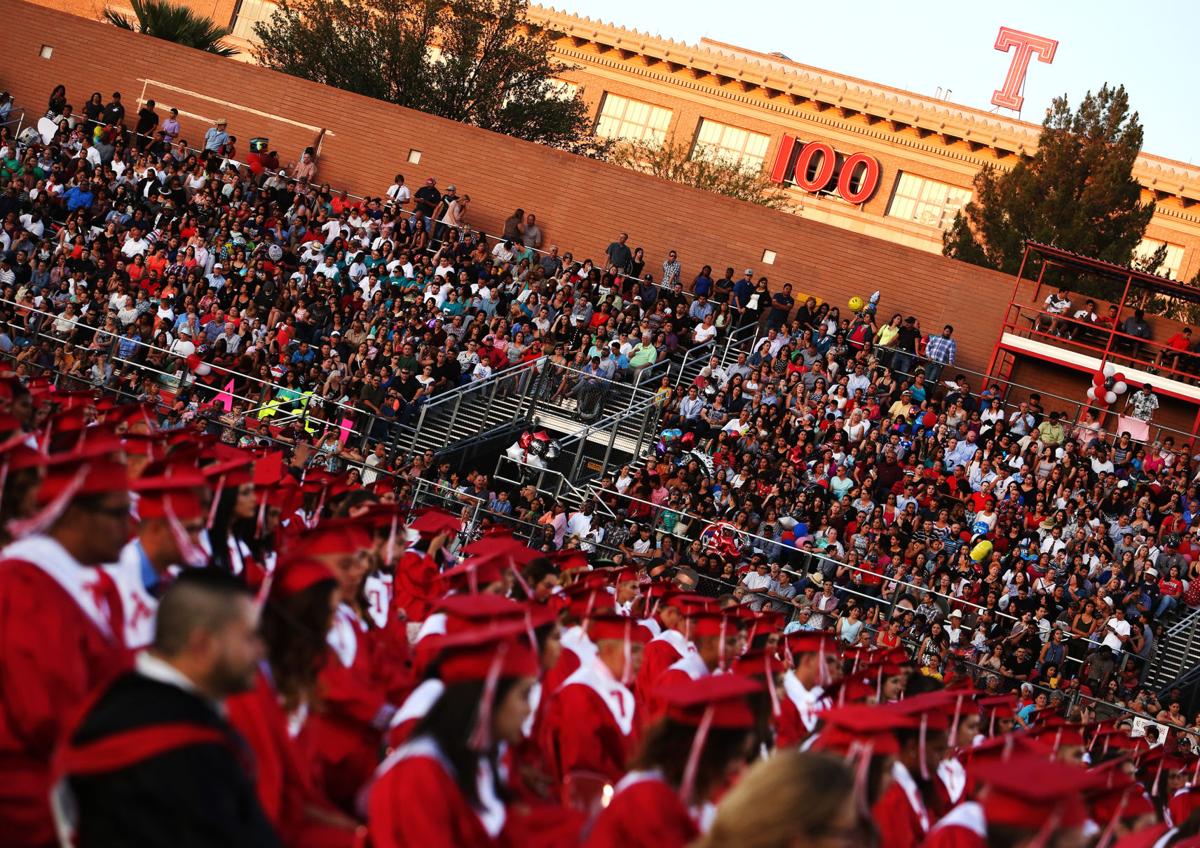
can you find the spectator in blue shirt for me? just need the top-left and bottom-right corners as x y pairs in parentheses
(116, 325), (140, 361)
(204, 118), (229, 152)
(692, 265), (713, 297)
(291, 341), (316, 368)
(64, 182), (94, 211)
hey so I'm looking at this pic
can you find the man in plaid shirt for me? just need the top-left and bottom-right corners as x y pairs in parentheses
(924, 323), (957, 385)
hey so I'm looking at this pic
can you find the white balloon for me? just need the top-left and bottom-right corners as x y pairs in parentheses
(1103, 362), (1117, 377)
(195, 363), (212, 376)
(1086, 386), (1096, 400)
(1105, 390), (1117, 404)
(1113, 381), (1128, 395)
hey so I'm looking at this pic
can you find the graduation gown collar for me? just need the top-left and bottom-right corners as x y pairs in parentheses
(4, 534), (116, 639)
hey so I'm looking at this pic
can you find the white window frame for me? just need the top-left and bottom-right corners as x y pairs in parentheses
(885, 171), (973, 230)
(691, 118), (770, 170)
(229, 0), (276, 41)
(594, 93), (672, 144)
(1134, 238), (1185, 280)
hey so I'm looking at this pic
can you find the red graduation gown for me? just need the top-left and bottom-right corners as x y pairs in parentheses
(0, 551), (128, 848)
(303, 607), (395, 813)
(367, 738), (504, 848)
(773, 674), (829, 749)
(584, 771), (698, 848)
(633, 631), (686, 706)
(921, 801), (987, 848)
(541, 660), (637, 808)
(224, 669), (356, 848)
(873, 762), (931, 848)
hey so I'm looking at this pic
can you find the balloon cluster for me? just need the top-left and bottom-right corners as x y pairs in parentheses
(185, 353), (213, 377)
(1085, 361), (1128, 407)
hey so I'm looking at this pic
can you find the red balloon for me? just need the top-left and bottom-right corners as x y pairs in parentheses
(922, 411), (937, 428)
(1093, 371), (1106, 388)
(1113, 372), (1125, 383)
(185, 353), (202, 372)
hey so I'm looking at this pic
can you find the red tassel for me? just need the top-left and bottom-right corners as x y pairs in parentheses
(165, 497), (208, 568)
(918, 714), (930, 781)
(765, 652), (780, 717)
(469, 644), (508, 752)
(206, 474), (226, 530)
(384, 515), (398, 567)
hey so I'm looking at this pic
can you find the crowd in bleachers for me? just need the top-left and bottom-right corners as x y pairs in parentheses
(5, 80), (1200, 847)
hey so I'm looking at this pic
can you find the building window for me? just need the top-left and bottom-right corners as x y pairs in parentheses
(1134, 238), (1185, 280)
(885, 172), (972, 230)
(230, 0), (276, 41)
(548, 79), (579, 100)
(692, 118), (770, 170)
(595, 93), (672, 144)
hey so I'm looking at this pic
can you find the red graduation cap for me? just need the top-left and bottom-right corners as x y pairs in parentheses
(729, 648), (788, 679)
(201, 453), (256, 487)
(609, 567), (638, 586)
(436, 594), (554, 633)
(887, 691), (956, 732)
(271, 556), (336, 599)
(13, 441), (131, 540)
(290, 519), (373, 557)
(811, 704), (920, 757)
(435, 622), (541, 685)
(132, 471), (208, 522)
(432, 621), (542, 752)
(688, 610), (733, 639)
(1087, 776), (1155, 827)
(588, 613), (652, 644)
(784, 631), (838, 655)
(975, 755), (1096, 831)
(545, 548), (589, 573)
(657, 674), (762, 730)
(563, 585), (614, 621)
(408, 508), (461, 537)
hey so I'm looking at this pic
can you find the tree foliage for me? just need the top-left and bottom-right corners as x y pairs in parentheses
(607, 137), (793, 209)
(944, 84), (1155, 275)
(253, 0), (593, 149)
(104, 0), (238, 57)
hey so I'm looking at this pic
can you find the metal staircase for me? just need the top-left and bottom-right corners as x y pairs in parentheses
(1148, 606), (1200, 691)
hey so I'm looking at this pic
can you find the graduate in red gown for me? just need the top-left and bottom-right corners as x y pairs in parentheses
(774, 631), (838, 748)
(934, 692), (981, 815)
(540, 582), (611, 699)
(224, 556), (363, 847)
(632, 591), (713, 698)
(872, 692), (953, 848)
(586, 674), (762, 848)
(922, 755), (1095, 848)
(367, 622), (552, 848)
(541, 613), (650, 810)
(639, 611), (737, 725)
(292, 521), (399, 814)
(0, 447), (132, 847)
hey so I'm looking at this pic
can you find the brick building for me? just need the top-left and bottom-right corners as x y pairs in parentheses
(30, 0), (1200, 278)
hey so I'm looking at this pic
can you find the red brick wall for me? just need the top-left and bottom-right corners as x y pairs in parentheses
(0, 0), (1019, 371)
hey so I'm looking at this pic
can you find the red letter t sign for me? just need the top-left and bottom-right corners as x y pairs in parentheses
(991, 27), (1058, 111)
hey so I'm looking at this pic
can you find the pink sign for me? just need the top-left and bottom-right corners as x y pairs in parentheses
(991, 27), (1058, 111)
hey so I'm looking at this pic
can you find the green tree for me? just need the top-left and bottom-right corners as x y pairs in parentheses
(607, 136), (792, 209)
(253, 0), (592, 149)
(104, 0), (238, 57)
(944, 84), (1155, 275)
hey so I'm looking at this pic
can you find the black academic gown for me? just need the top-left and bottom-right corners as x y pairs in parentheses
(62, 667), (282, 848)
